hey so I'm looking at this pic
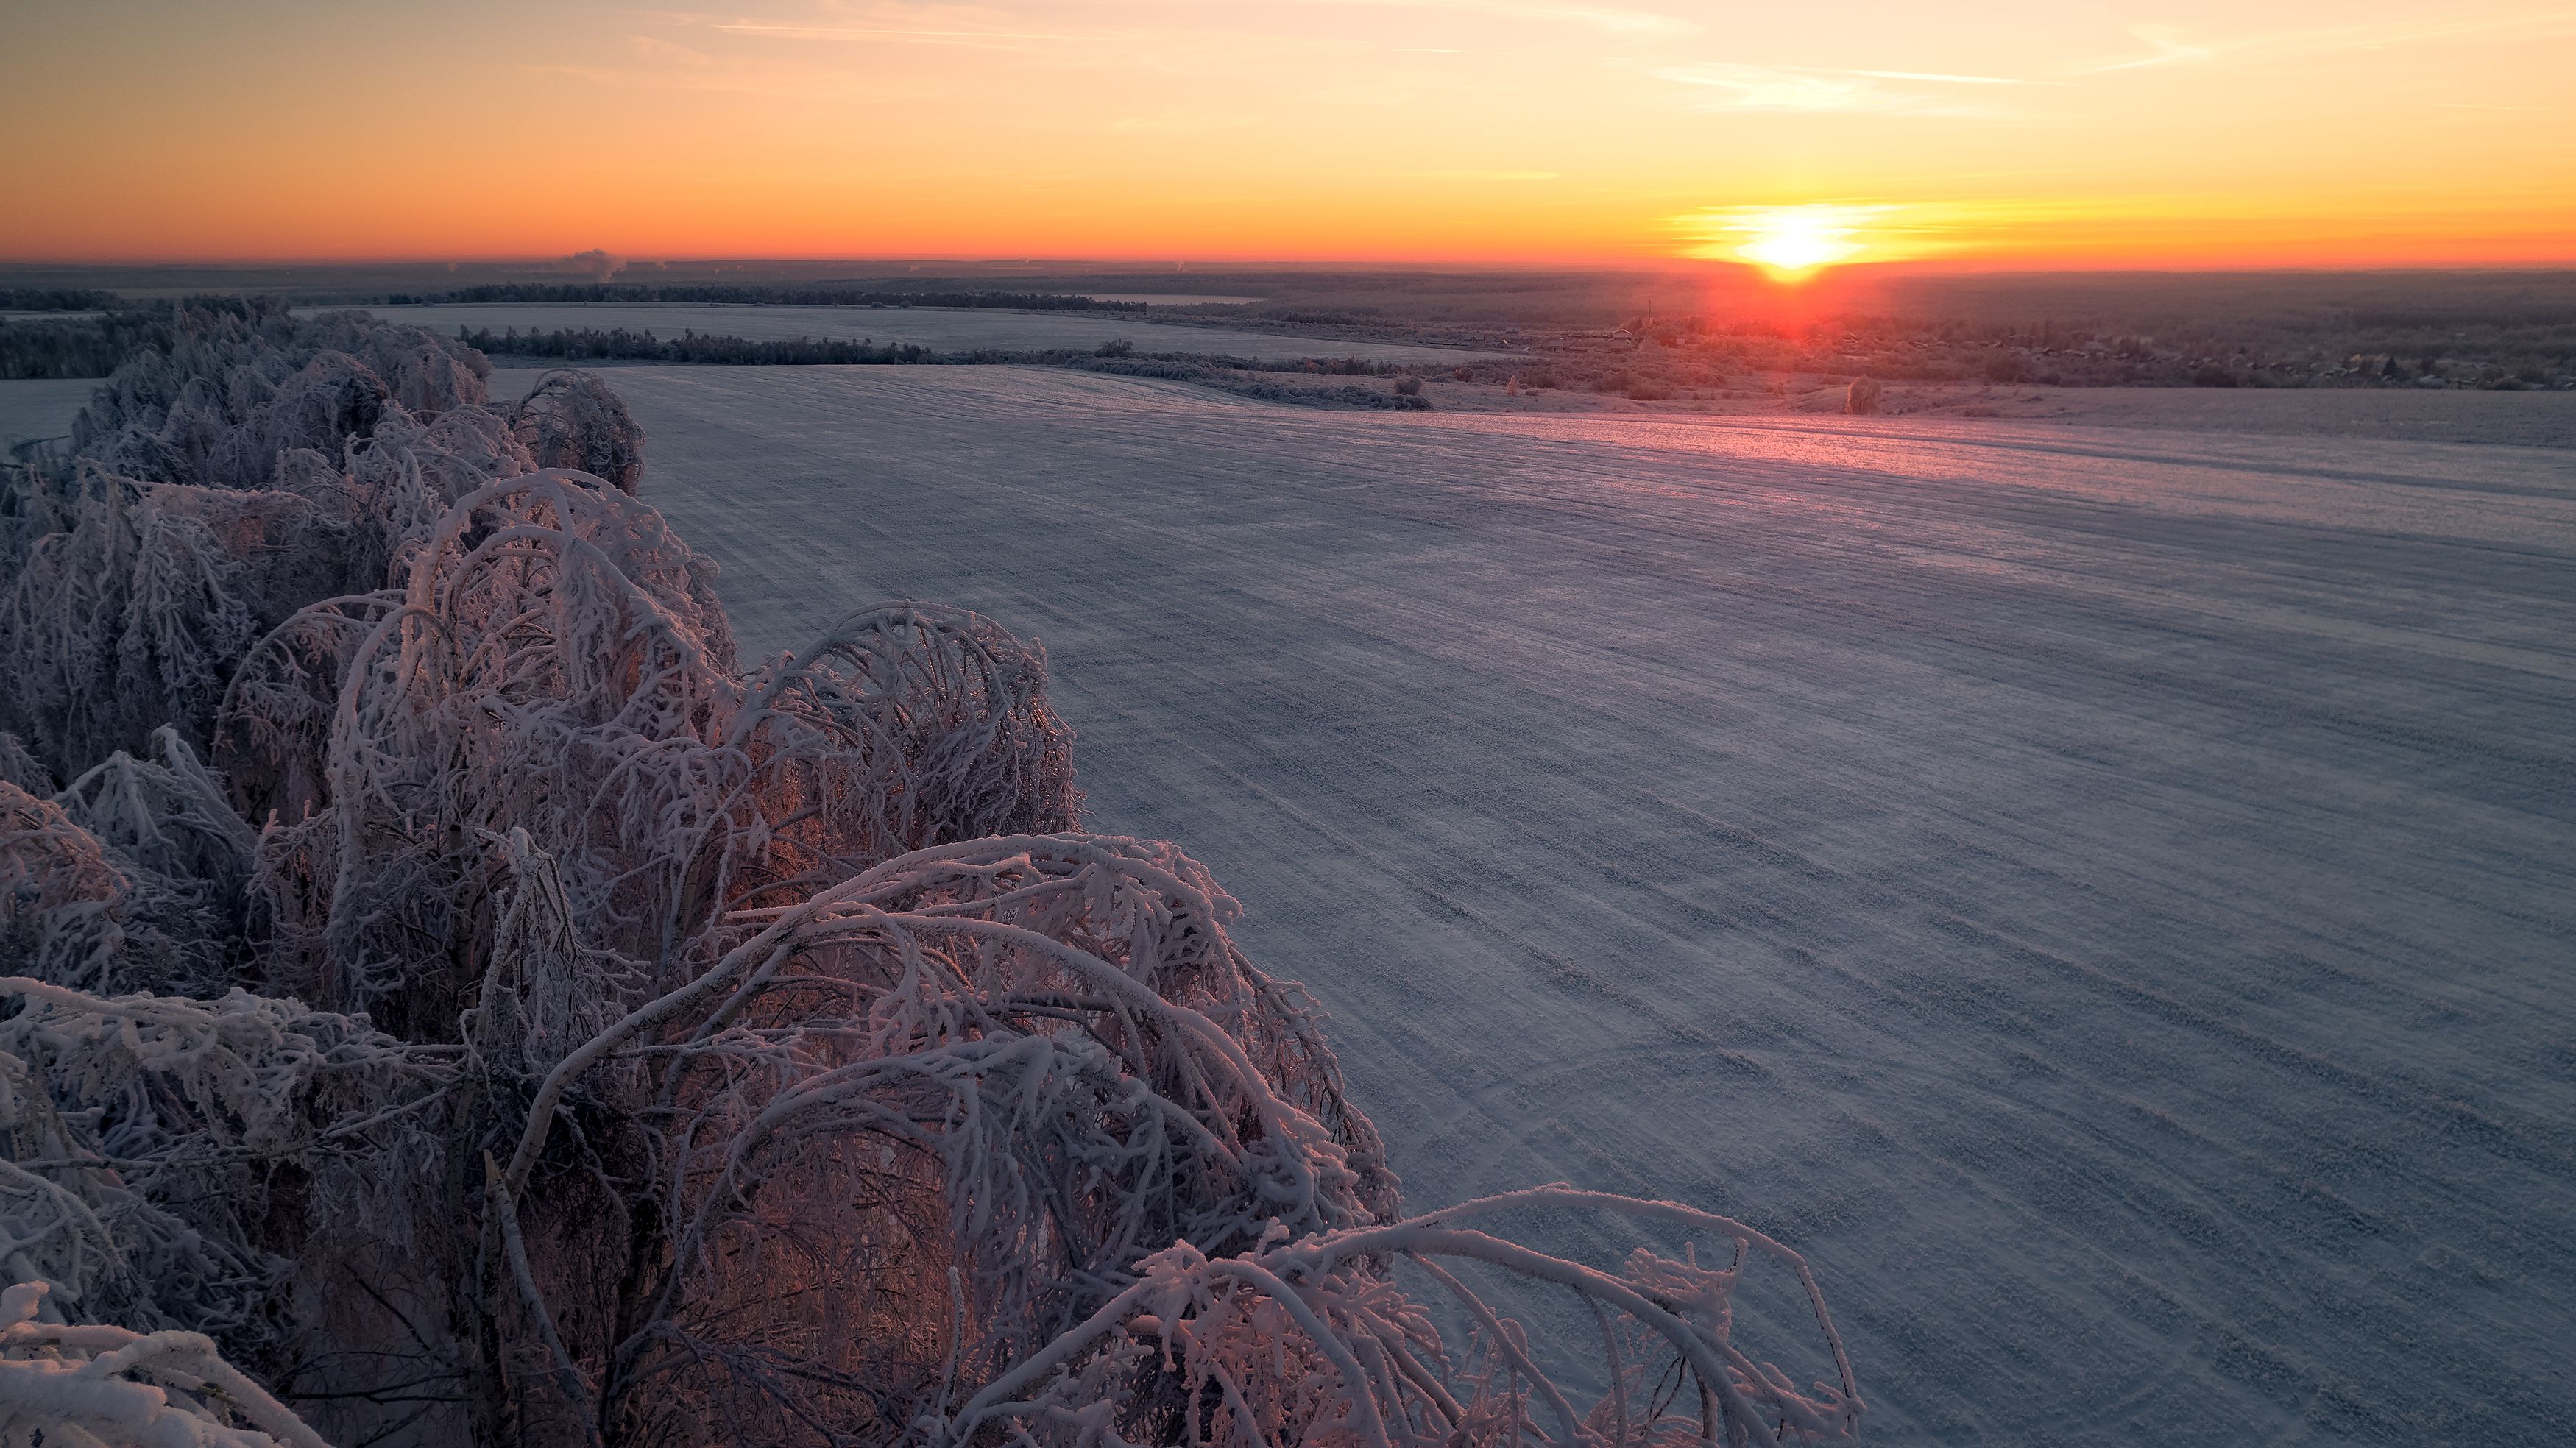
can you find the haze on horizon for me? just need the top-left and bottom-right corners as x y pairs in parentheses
(5, 0), (2573, 272)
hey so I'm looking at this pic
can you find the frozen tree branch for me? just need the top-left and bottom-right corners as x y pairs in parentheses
(0, 1279), (331, 1448)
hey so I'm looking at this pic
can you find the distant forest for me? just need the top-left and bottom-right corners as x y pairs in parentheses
(1, 288), (120, 312)
(458, 325), (941, 366)
(382, 283), (1145, 310)
(456, 325), (1432, 408)
(0, 296), (284, 380)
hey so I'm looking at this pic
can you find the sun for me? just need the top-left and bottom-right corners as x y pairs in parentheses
(1733, 206), (1872, 279)
(1677, 203), (1892, 280)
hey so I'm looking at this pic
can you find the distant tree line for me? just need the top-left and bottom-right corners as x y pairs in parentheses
(388, 283), (1144, 310)
(1, 316), (156, 379)
(461, 326), (1433, 408)
(0, 298), (1417, 405)
(458, 325), (942, 365)
(1079, 354), (1429, 408)
(1, 297), (291, 380)
(1, 288), (121, 312)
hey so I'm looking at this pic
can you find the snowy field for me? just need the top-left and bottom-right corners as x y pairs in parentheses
(7, 366), (2572, 1442)
(294, 303), (1502, 363)
(482, 366), (2572, 1447)
(0, 377), (96, 449)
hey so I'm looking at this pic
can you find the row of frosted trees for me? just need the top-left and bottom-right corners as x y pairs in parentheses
(0, 305), (1860, 1446)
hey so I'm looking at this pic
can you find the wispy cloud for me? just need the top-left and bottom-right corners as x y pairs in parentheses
(2087, 25), (2213, 73)
(628, 34), (717, 66)
(1655, 63), (2025, 116)
(1109, 111), (1257, 134)
(710, 21), (1089, 43)
(2084, 10), (2576, 74)
(1844, 69), (2055, 86)
(1281, 0), (1694, 37)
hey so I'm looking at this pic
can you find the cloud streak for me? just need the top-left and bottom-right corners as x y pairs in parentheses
(1655, 63), (2025, 116)
(710, 21), (1091, 43)
(1844, 68), (2055, 86)
(1281, 0), (1694, 36)
(2084, 10), (2576, 74)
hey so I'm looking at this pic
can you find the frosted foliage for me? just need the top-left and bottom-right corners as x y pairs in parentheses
(0, 471), (267, 773)
(2, 314), (535, 782)
(0, 316), (1861, 1447)
(294, 312), (492, 418)
(509, 368), (645, 493)
(770, 604), (1082, 861)
(68, 312), (489, 493)
(0, 1281), (328, 1447)
(0, 976), (428, 1356)
(0, 784), (128, 987)
(0, 731), (247, 997)
(0, 739), (52, 803)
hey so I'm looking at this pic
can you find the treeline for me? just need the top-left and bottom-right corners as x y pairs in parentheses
(464, 325), (1433, 408)
(1080, 355), (1430, 408)
(395, 283), (1143, 310)
(1, 297), (291, 380)
(459, 324), (941, 365)
(1, 288), (121, 312)
(1, 316), (155, 379)
(4, 303), (1429, 406)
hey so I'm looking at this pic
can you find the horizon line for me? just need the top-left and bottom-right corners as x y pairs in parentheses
(7, 255), (2576, 279)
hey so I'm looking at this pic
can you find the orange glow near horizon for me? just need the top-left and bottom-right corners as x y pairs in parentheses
(2, 3), (2572, 270)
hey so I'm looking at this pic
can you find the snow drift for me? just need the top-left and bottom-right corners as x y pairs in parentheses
(0, 305), (1859, 1446)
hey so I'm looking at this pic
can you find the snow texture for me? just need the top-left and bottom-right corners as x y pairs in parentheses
(0, 314), (1858, 1447)
(500, 363), (2576, 1447)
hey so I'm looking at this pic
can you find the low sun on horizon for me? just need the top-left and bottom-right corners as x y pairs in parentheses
(1669, 203), (1900, 283)
(1721, 205), (1882, 280)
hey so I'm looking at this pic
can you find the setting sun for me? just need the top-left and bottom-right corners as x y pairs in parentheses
(1679, 204), (1888, 280)
(1731, 206), (1876, 278)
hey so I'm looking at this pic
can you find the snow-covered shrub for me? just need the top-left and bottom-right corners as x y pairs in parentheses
(3, 310), (530, 780)
(0, 782), (130, 987)
(0, 977), (428, 1341)
(0, 314), (1862, 1447)
(0, 1280), (330, 1447)
(509, 368), (645, 492)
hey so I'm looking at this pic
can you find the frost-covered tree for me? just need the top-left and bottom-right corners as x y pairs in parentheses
(0, 311), (1862, 1447)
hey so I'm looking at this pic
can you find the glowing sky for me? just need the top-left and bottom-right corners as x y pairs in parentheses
(6, 0), (2573, 266)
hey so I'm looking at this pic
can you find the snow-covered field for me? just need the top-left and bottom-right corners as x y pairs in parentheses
(294, 303), (1501, 363)
(7, 363), (2570, 1442)
(0, 377), (96, 449)
(485, 366), (2576, 1445)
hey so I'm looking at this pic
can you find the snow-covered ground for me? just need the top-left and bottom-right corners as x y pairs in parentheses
(481, 366), (2575, 1445)
(294, 303), (1501, 364)
(0, 377), (96, 449)
(8, 365), (2571, 1442)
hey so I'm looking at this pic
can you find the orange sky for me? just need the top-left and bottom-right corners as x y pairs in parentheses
(5, 1), (2572, 269)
